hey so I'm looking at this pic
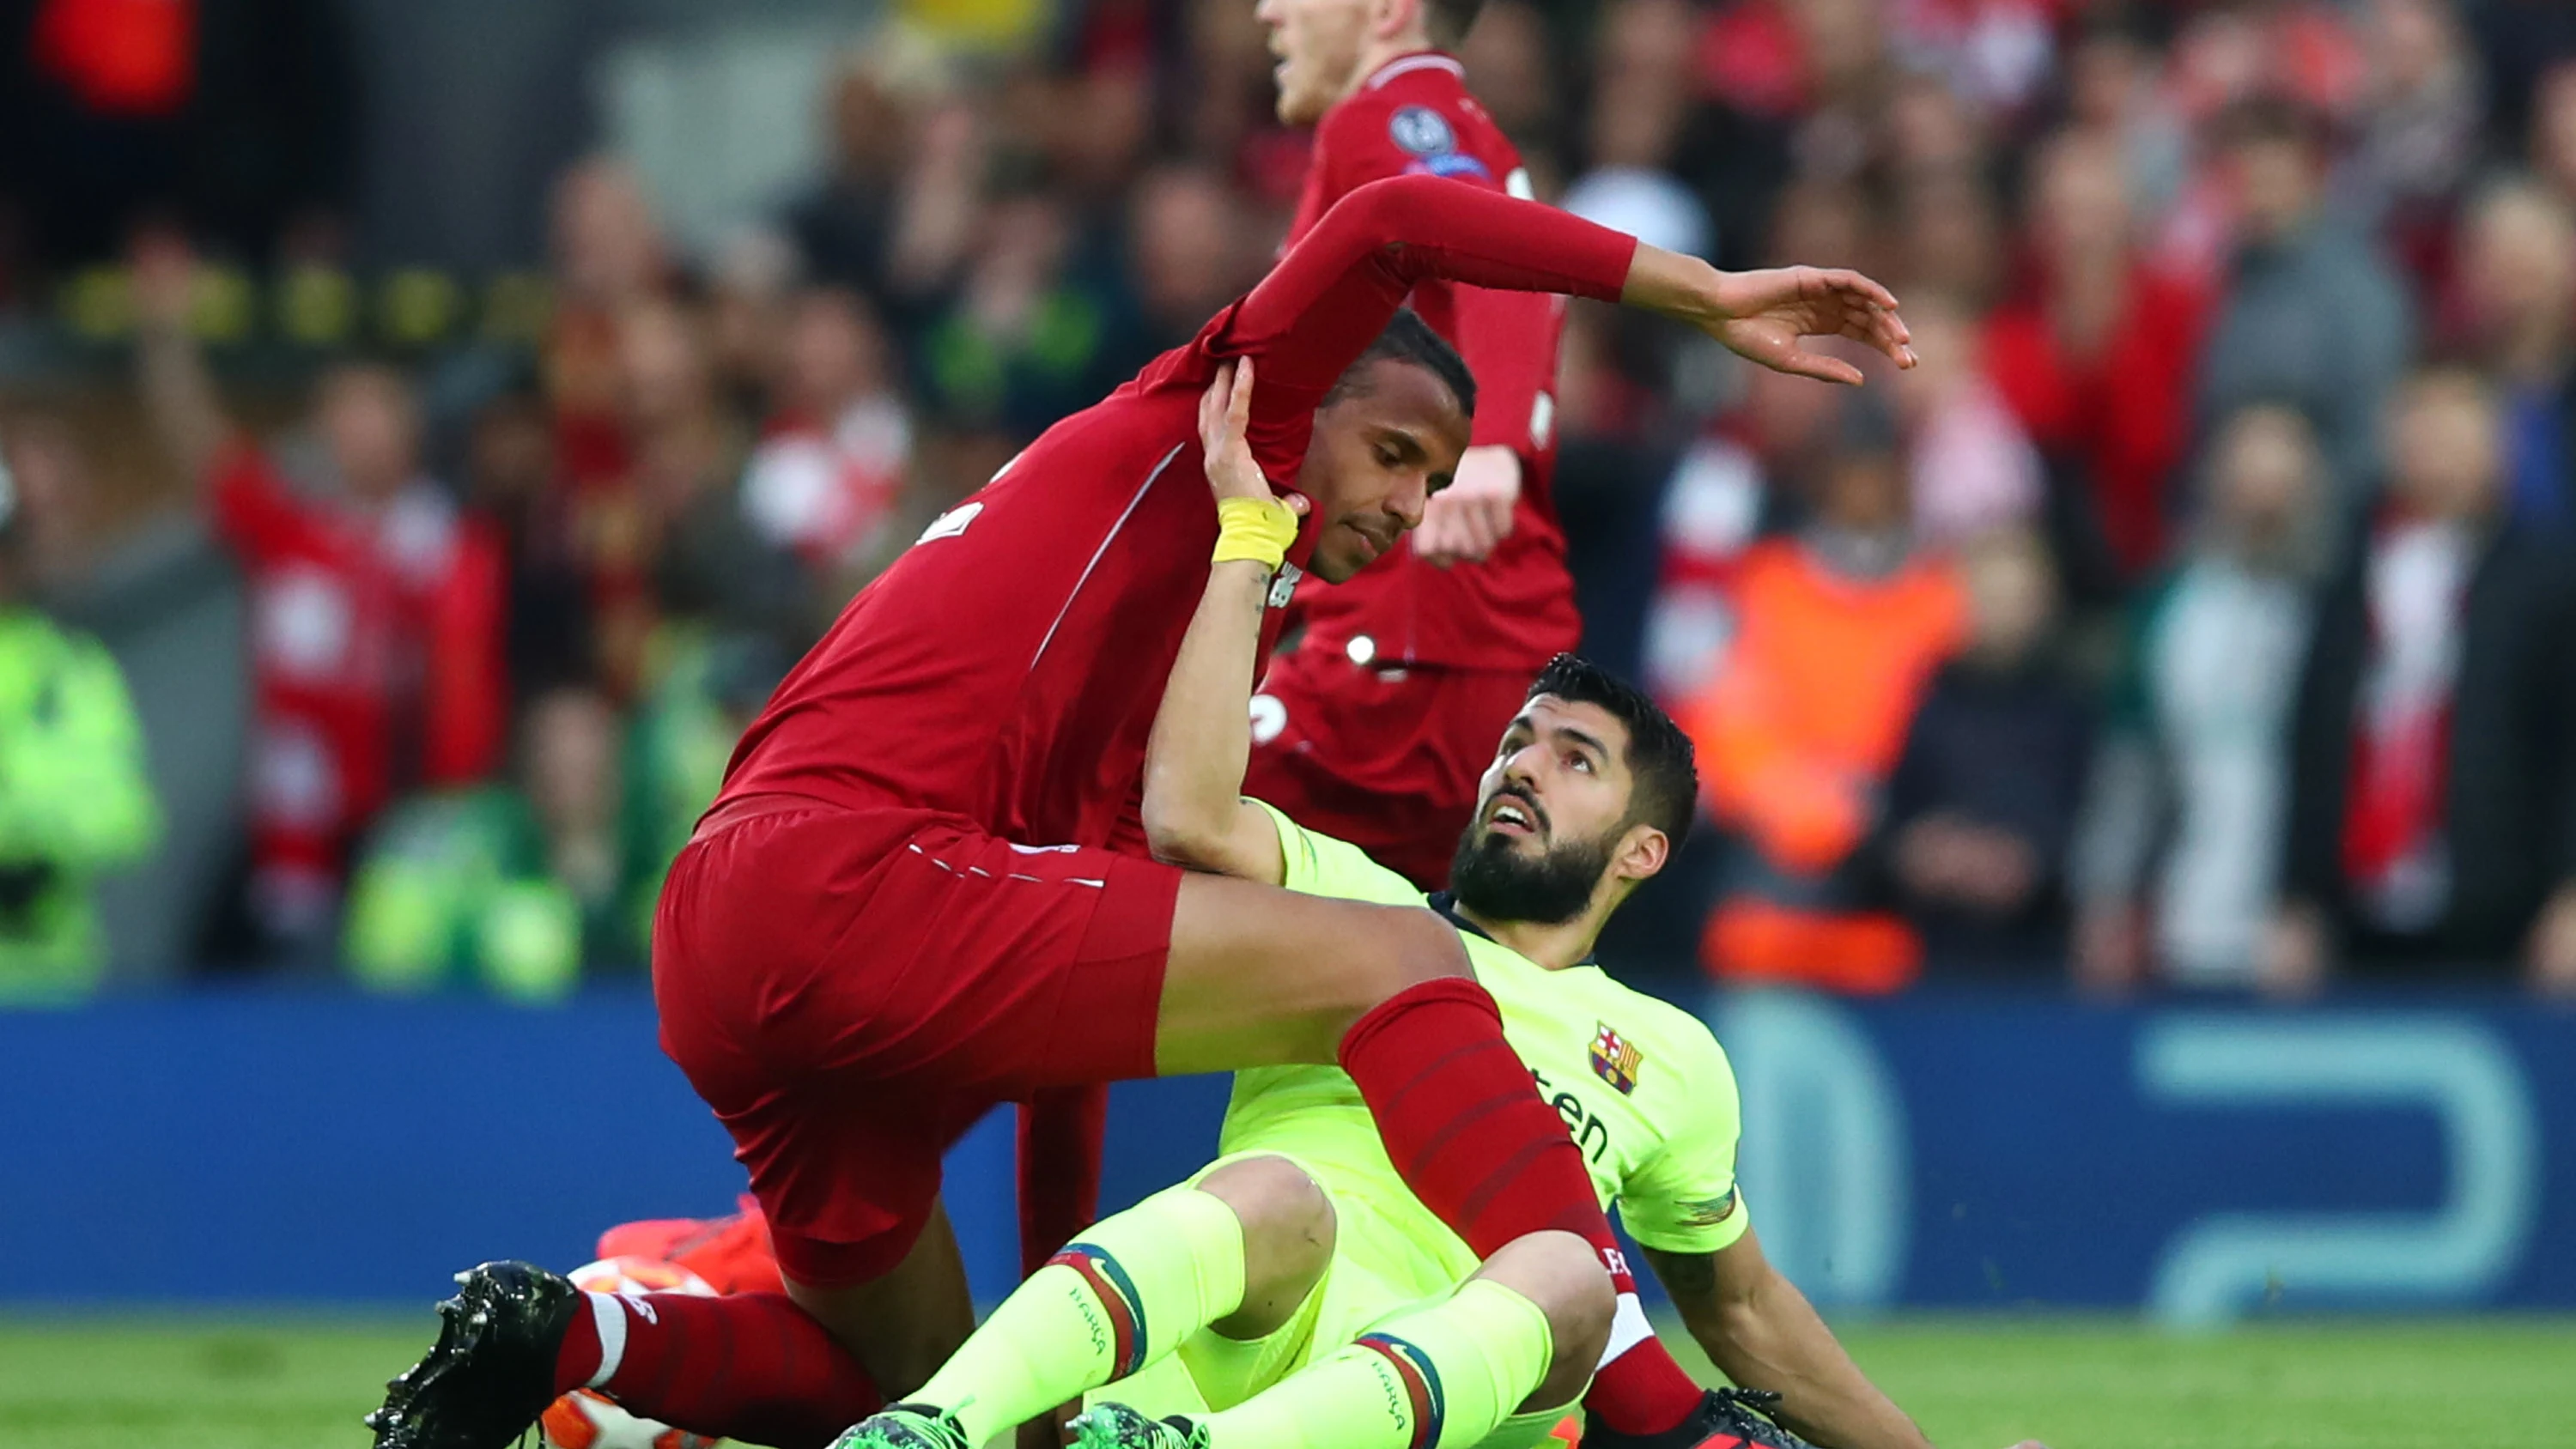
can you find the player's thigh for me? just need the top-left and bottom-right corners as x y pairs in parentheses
(784, 1197), (977, 1401)
(1156, 871), (1473, 1075)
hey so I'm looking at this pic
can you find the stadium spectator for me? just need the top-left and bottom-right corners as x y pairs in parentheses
(1121, 162), (1257, 355)
(2342, 0), (2484, 292)
(1883, 529), (2093, 977)
(782, 39), (974, 318)
(343, 687), (631, 999)
(2196, 98), (2413, 523)
(131, 233), (507, 962)
(0, 433), (161, 1000)
(460, 388), (591, 700)
(1643, 364), (1844, 705)
(2454, 178), (2576, 527)
(1985, 130), (2211, 582)
(616, 301), (809, 667)
(1, 403), (248, 979)
(738, 287), (919, 595)
(2524, 59), (2576, 216)
(1686, 401), (1969, 994)
(617, 631), (792, 957)
(1564, 0), (1715, 265)
(2266, 367), (2576, 997)
(2470, 3), (2576, 153)
(1893, 292), (2044, 553)
(1457, 0), (1564, 167)
(915, 185), (1129, 440)
(2071, 404), (2331, 993)
(547, 158), (675, 507)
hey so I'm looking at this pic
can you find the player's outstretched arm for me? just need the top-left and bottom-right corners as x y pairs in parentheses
(1640, 1233), (1936, 1449)
(1140, 360), (1295, 887)
(1224, 177), (1912, 466)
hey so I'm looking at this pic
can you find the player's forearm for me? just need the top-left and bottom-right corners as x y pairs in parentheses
(134, 316), (228, 484)
(1618, 243), (1733, 331)
(1140, 560), (1273, 872)
(1693, 1270), (1932, 1449)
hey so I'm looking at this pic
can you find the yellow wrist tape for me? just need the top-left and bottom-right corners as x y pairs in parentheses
(1212, 494), (1303, 569)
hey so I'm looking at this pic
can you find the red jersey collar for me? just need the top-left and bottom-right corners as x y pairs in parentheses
(1364, 50), (1463, 89)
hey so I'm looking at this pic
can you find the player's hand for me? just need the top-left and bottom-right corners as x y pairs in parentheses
(1702, 265), (1914, 385)
(1199, 359), (1307, 513)
(1413, 446), (1521, 566)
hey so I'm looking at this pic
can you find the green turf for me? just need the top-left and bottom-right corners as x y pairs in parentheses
(0, 1313), (2570, 1448)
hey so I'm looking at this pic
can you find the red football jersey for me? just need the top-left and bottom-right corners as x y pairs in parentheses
(717, 177), (1636, 847)
(1284, 52), (1583, 672)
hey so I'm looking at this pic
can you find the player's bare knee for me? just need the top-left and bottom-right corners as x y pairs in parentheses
(1475, 1230), (1614, 1410)
(1194, 1156), (1335, 1338)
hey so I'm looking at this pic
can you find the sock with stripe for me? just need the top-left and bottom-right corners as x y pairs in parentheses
(1336, 977), (1704, 1434)
(1197, 1277), (1552, 1449)
(914, 1185), (1248, 1447)
(550, 1289), (882, 1449)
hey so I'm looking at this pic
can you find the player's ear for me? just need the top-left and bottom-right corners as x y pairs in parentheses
(1374, 0), (1420, 43)
(1613, 822), (1668, 886)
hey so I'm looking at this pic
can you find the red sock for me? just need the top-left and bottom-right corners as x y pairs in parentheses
(553, 1290), (882, 1449)
(1340, 977), (1703, 1435)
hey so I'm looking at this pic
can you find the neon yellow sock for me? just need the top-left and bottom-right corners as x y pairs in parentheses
(914, 1186), (1247, 1446)
(1200, 1278), (1554, 1449)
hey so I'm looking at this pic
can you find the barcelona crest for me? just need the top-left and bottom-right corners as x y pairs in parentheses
(1589, 1022), (1642, 1095)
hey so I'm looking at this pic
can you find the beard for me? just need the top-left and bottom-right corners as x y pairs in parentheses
(1447, 822), (1613, 928)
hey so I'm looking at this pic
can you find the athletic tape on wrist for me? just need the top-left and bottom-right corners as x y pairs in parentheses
(1212, 494), (1303, 569)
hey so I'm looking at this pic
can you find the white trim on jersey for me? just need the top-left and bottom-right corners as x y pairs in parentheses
(1030, 443), (1186, 670)
(1366, 52), (1466, 88)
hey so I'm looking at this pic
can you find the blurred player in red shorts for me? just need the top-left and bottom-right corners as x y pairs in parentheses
(368, 176), (1911, 1449)
(1245, 0), (1582, 892)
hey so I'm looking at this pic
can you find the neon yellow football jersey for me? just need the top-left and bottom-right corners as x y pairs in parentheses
(1214, 803), (1751, 1294)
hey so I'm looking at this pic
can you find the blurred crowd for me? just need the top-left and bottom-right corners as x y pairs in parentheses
(3, 0), (2576, 1004)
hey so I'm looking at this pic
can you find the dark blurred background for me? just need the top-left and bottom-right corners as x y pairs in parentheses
(9, 0), (2576, 1331)
(4, 0), (2576, 1009)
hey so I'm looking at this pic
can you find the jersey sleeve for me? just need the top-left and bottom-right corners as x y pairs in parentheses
(1206, 176), (1636, 485)
(1252, 799), (1427, 909)
(1617, 1015), (1752, 1256)
(1453, 287), (1560, 458)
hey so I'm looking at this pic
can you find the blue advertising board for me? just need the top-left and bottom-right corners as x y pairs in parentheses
(2, 987), (2569, 1324)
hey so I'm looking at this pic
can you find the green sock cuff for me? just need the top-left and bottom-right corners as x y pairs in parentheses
(1056, 1184), (1250, 1369)
(914, 1187), (1250, 1447)
(1447, 1280), (1558, 1410)
(1199, 1276), (1558, 1449)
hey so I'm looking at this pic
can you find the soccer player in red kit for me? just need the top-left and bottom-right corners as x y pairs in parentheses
(368, 176), (1910, 1449)
(1245, 0), (1583, 891)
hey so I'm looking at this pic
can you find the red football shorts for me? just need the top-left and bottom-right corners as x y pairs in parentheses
(1242, 649), (1534, 889)
(652, 797), (1180, 1288)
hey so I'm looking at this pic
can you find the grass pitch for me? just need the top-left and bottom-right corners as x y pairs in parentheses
(1, 1313), (2570, 1448)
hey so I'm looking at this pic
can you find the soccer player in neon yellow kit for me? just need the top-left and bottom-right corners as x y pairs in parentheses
(835, 362), (1952, 1449)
